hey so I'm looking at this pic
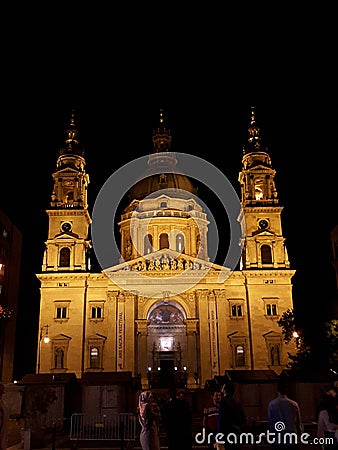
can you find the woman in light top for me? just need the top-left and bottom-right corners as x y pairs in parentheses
(317, 389), (338, 450)
(137, 390), (161, 450)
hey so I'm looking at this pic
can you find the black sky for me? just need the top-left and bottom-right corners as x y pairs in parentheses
(1, 9), (337, 379)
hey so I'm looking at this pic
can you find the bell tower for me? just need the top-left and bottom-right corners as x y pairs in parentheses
(42, 111), (91, 272)
(238, 107), (290, 269)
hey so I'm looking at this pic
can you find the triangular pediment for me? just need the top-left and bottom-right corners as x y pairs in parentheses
(104, 248), (229, 274)
(87, 333), (107, 342)
(53, 333), (71, 341)
(262, 331), (281, 338)
(252, 229), (275, 237)
(54, 231), (79, 239)
(248, 163), (273, 171)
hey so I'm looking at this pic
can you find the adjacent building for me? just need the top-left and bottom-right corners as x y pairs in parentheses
(0, 209), (22, 383)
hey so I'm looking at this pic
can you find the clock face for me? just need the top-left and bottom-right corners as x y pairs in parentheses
(61, 222), (72, 233)
(258, 219), (269, 230)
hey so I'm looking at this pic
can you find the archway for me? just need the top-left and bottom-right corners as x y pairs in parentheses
(146, 301), (188, 388)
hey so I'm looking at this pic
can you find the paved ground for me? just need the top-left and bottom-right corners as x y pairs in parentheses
(7, 418), (25, 448)
(7, 417), (325, 450)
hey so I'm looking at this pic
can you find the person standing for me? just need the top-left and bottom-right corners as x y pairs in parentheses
(161, 388), (193, 450)
(217, 382), (246, 450)
(0, 382), (9, 450)
(316, 387), (338, 450)
(137, 390), (161, 450)
(202, 390), (222, 450)
(268, 379), (303, 450)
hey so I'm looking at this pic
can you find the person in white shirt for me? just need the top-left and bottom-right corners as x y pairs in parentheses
(317, 387), (338, 450)
(268, 379), (303, 449)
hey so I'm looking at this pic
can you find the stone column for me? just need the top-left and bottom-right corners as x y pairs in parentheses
(136, 319), (150, 389)
(185, 319), (198, 388)
(191, 225), (197, 257)
(196, 289), (209, 386)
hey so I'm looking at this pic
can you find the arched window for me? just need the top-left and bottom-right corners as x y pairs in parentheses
(176, 234), (185, 253)
(261, 245), (272, 264)
(235, 345), (245, 367)
(59, 247), (70, 267)
(64, 191), (74, 204)
(90, 347), (100, 369)
(144, 234), (153, 254)
(159, 233), (169, 250)
(254, 180), (264, 200)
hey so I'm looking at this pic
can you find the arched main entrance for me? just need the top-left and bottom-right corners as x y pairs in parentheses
(146, 301), (188, 388)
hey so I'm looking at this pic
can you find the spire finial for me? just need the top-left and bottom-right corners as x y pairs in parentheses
(66, 110), (79, 146)
(248, 106), (261, 149)
(152, 108), (172, 153)
(242, 105), (269, 155)
(58, 109), (84, 158)
(159, 108), (164, 124)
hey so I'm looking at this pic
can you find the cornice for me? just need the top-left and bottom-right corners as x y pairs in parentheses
(243, 269), (296, 279)
(243, 206), (284, 213)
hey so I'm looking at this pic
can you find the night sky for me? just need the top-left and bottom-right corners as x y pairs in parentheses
(1, 10), (337, 380)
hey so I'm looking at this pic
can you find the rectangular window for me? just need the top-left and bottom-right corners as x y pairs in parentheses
(231, 305), (243, 317)
(56, 306), (67, 319)
(90, 347), (100, 368)
(266, 303), (277, 316)
(91, 306), (102, 319)
(235, 345), (245, 366)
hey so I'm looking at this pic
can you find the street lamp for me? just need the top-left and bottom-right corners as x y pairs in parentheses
(37, 325), (50, 374)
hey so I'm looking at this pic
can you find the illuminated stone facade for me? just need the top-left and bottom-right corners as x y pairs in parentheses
(36, 109), (296, 389)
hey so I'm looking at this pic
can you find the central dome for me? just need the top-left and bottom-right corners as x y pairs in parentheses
(127, 110), (198, 202)
(128, 170), (198, 202)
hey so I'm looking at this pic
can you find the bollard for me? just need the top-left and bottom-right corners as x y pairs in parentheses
(52, 422), (56, 450)
(23, 428), (31, 450)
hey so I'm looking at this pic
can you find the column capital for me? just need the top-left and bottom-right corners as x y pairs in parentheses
(195, 289), (208, 301)
(107, 290), (120, 301)
(185, 318), (199, 334)
(135, 319), (150, 334)
(213, 289), (227, 300)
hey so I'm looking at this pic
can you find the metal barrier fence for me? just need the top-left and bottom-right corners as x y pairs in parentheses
(69, 413), (137, 442)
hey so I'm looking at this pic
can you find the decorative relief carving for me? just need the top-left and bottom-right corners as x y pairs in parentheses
(114, 254), (210, 273)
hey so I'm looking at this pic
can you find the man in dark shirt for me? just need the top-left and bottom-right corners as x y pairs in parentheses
(162, 388), (193, 450)
(218, 382), (246, 450)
